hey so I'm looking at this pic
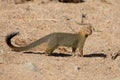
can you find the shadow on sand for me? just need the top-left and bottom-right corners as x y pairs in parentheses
(83, 53), (106, 58)
(24, 51), (71, 57)
(24, 51), (106, 58)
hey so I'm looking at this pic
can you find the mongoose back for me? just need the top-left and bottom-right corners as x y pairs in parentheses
(6, 25), (92, 56)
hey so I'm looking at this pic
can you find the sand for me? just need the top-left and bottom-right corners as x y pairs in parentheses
(0, 0), (120, 80)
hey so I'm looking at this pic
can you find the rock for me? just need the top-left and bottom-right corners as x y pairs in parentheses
(111, 78), (120, 80)
(63, 16), (71, 20)
(111, 50), (120, 60)
(74, 66), (80, 72)
(0, 49), (4, 54)
(23, 62), (40, 72)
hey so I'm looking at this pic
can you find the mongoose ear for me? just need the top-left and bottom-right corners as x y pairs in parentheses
(87, 29), (92, 35)
(88, 24), (95, 32)
(83, 24), (93, 35)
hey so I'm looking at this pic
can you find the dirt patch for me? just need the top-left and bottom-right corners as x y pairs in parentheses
(0, 0), (120, 80)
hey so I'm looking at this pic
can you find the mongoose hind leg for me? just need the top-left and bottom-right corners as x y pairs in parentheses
(72, 47), (77, 56)
(45, 47), (55, 56)
(45, 44), (58, 56)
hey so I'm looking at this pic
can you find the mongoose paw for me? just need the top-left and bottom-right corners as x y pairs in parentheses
(72, 54), (76, 57)
(79, 54), (83, 57)
(45, 53), (51, 56)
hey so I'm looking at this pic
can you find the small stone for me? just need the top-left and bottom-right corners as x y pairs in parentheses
(74, 66), (80, 71)
(23, 62), (40, 72)
(111, 51), (120, 60)
(63, 16), (70, 20)
(111, 77), (120, 80)
(0, 49), (3, 54)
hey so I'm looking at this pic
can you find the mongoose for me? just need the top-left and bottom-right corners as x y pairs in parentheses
(6, 25), (92, 56)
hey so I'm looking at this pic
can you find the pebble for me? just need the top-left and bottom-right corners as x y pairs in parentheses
(23, 62), (40, 72)
(111, 78), (120, 80)
(74, 66), (80, 72)
(0, 49), (4, 54)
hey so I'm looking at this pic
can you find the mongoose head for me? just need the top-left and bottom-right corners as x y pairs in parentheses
(79, 24), (93, 37)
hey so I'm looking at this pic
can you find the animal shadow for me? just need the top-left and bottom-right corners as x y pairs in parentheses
(84, 53), (106, 58)
(50, 53), (71, 57)
(24, 51), (106, 58)
(24, 51), (44, 54)
(24, 51), (71, 57)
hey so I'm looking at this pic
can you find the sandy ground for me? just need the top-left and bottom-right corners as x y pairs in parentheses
(0, 0), (120, 80)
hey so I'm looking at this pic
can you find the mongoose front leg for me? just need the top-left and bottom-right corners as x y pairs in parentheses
(72, 47), (77, 56)
(79, 49), (83, 57)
